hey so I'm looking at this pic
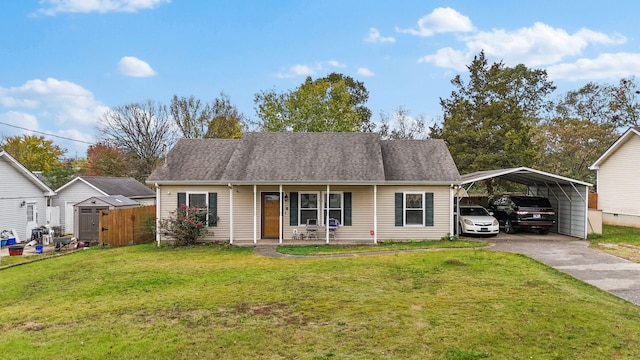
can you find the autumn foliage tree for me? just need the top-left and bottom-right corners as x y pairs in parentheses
(85, 143), (129, 176)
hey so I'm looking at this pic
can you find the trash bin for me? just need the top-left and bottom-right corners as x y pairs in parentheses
(35, 245), (43, 254)
(8, 245), (24, 256)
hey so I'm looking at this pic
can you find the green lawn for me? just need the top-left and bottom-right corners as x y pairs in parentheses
(590, 224), (640, 262)
(1, 243), (639, 359)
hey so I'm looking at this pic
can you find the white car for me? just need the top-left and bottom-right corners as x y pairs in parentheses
(457, 205), (499, 236)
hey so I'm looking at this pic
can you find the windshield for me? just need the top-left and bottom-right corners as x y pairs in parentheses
(460, 207), (490, 216)
(512, 196), (552, 207)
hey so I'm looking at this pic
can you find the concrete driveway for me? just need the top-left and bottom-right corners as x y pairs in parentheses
(486, 232), (640, 305)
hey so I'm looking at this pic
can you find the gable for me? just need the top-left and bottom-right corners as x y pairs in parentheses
(0, 151), (55, 196)
(590, 127), (640, 169)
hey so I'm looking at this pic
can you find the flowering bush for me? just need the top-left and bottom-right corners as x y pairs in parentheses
(160, 204), (208, 246)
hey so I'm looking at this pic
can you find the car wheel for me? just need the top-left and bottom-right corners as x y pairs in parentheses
(458, 223), (465, 235)
(505, 220), (515, 234)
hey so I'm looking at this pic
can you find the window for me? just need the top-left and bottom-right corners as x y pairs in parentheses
(322, 192), (343, 224)
(404, 193), (424, 226)
(177, 192), (217, 227)
(299, 192), (318, 225)
(188, 193), (207, 210)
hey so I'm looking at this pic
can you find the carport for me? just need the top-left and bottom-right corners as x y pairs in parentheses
(457, 167), (592, 239)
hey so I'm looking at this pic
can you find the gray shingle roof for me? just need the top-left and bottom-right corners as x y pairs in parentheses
(81, 176), (155, 198)
(147, 133), (461, 184)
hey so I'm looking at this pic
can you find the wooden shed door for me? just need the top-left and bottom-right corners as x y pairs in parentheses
(78, 207), (108, 242)
(262, 193), (280, 239)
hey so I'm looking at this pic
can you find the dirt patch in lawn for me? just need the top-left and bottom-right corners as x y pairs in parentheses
(597, 243), (640, 263)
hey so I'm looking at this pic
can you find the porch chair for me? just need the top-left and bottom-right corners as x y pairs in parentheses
(328, 218), (340, 240)
(305, 219), (318, 240)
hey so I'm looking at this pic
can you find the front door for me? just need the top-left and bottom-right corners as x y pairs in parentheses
(26, 202), (37, 239)
(262, 193), (280, 239)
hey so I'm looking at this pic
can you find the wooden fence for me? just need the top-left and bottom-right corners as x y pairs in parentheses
(588, 193), (598, 209)
(99, 206), (156, 246)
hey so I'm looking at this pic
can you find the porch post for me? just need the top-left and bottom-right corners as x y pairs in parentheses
(373, 184), (377, 244)
(229, 184), (234, 244)
(326, 184), (330, 244)
(253, 185), (257, 244)
(279, 184), (283, 244)
(155, 183), (161, 247)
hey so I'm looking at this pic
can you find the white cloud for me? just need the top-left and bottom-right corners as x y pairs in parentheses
(327, 60), (347, 68)
(37, 0), (171, 16)
(0, 78), (108, 155)
(396, 7), (474, 37)
(547, 53), (640, 81)
(365, 28), (396, 43)
(276, 64), (318, 79)
(418, 20), (627, 76)
(357, 67), (375, 77)
(118, 56), (157, 77)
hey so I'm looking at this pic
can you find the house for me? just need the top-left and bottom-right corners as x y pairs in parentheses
(74, 195), (142, 243)
(590, 126), (640, 227)
(0, 150), (56, 242)
(52, 176), (156, 235)
(147, 132), (461, 245)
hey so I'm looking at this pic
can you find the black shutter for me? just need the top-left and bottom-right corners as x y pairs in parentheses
(177, 192), (186, 208)
(289, 192), (298, 226)
(395, 193), (403, 226)
(208, 192), (217, 227)
(425, 192), (434, 227)
(343, 192), (352, 226)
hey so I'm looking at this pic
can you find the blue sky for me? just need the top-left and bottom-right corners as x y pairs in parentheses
(2, 0), (640, 157)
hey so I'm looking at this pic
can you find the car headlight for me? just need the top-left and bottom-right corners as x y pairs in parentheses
(463, 219), (474, 225)
(493, 219), (499, 226)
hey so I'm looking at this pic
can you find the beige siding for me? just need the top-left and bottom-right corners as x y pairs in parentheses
(158, 184), (453, 243)
(598, 136), (640, 217)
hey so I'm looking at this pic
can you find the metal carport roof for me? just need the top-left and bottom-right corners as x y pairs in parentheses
(457, 167), (592, 239)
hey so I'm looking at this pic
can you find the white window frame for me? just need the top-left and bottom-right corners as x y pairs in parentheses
(298, 191), (320, 226)
(186, 192), (208, 214)
(404, 192), (424, 226)
(321, 191), (344, 225)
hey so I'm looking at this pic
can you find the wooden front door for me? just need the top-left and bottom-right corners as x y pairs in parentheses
(262, 193), (280, 239)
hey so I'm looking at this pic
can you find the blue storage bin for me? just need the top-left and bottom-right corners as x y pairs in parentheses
(7, 238), (16, 246)
(35, 245), (43, 254)
(0, 239), (6, 247)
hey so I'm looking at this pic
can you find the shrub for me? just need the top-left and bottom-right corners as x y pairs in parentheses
(160, 204), (209, 246)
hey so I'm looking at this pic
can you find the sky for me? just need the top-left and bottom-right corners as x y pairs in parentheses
(2, 0), (640, 157)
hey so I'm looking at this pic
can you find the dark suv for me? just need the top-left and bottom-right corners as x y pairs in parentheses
(489, 195), (556, 234)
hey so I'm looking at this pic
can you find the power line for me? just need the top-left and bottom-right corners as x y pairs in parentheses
(0, 121), (95, 145)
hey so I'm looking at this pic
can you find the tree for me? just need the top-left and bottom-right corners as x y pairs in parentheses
(377, 106), (428, 140)
(1, 135), (66, 172)
(84, 143), (130, 176)
(0, 135), (78, 188)
(254, 72), (373, 132)
(97, 100), (177, 182)
(171, 92), (245, 139)
(431, 51), (556, 193)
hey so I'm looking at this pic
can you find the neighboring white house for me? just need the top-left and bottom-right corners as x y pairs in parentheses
(589, 126), (640, 227)
(52, 176), (156, 235)
(0, 150), (56, 242)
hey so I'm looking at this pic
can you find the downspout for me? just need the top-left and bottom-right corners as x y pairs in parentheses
(155, 183), (161, 247)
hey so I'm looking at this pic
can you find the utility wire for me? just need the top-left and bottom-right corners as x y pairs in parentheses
(0, 121), (95, 145)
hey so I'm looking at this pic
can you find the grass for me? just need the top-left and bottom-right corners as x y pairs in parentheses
(277, 239), (488, 255)
(589, 224), (640, 262)
(1, 243), (640, 359)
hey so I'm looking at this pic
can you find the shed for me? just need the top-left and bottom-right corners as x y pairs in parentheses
(74, 195), (140, 243)
(458, 167), (592, 239)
